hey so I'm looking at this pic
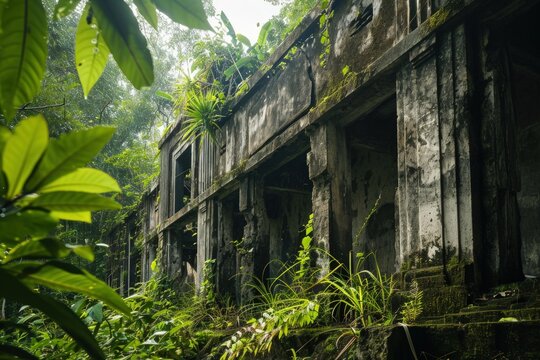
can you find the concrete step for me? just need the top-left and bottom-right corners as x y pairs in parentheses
(356, 320), (540, 359)
(443, 307), (540, 323)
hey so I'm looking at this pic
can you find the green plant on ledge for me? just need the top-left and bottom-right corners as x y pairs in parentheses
(400, 280), (423, 324)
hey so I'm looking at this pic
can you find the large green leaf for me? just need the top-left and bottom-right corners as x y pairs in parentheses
(0, 0), (48, 121)
(224, 56), (257, 79)
(50, 210), (91, 223)
(0, 126), (11, 197)
(53, 0), (82, 20)
(25, 126), (115, 191)
(0, 344), (39, 360)
(3, 237), (70, 263)
(38, 168), (121, 194)
(257, 21), (273, 48)
(0, 210), (57, 244)
(0, 268), (105, 359)
(75, 6), (110, 98)
(134, 0), (158, 30)
(5, 261), (131, 316)
(91, 0), (154, 89)
(154, 0), (212, 30)
(220, 11), (236, 40)
(236, 34), (252, 48)
(2, 115), (48, 199)
(3, 237), (94, 263)
(30, 191), (121, 213)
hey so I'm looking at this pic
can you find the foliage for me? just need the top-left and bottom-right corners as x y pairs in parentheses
(0, 0), (212, 122)
(5, 277), (239, 359)
(0, 115), (130, 359)
(400, 280), (423, 324)
(324, 252), (396, 328)
(180, 88), (224, 145)
(221, 215), (324, 359)
(3, 210), (418, 359)
(220, 214), (404, 360)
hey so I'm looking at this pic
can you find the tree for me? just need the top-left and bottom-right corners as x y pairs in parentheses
(0, 1), (212, 358)
(0, 0), (212, 123)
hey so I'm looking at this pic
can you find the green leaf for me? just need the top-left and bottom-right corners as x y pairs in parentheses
(2, 115), (48, 198)
(0, 210), (57, 244)
(67, 244), (95, 262)
(91, 0), (154, 89)
(53, 0), (82, 20)
(236, 34), (251, 48)
(38, 168), (121, 194)
(31, 192), (121, 213)
(257, 21), (273, 48)
(3, 238), (95, 263)
(26, 126), (115, 191)
(50, 210), (92, 223)
(153, 0), (212, 30)
(0, 344), (39, 360)
(220, 11), (236, 40)
(4, 238), (71, 263)
(302, 236), (311, 249)
(134, 0), (158, 30)
(499, 317), (519, 322)
(88, 302), (103, 323)
(0, 0), (48, 121)
(0, 125), (11, 197)
(5, 260), (131, 316)
(224, 56), (257, 79)
(75, 6), (110, 98)
(0, 268), (105, 360)
(71, 298), (86, 315)
(155, 90), (173, 102)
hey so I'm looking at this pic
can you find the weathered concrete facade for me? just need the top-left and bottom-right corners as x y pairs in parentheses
(109, 0), (540, 306)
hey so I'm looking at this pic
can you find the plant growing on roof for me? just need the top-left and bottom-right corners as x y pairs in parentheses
(180, 88), (224, 145)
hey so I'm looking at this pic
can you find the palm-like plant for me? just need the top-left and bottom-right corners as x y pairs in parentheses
(180, 89), (223, 145)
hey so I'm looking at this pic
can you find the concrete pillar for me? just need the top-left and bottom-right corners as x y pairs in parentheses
(196, 199), (218, 289)
(396, 27), (474, 272)
(238, 175), (270, 304)
(307, 121), (352, 270)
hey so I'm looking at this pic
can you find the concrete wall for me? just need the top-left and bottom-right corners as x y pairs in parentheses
(105, 0), (540, 299)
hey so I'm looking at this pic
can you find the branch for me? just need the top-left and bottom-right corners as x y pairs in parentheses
(18, 98), (66, 111)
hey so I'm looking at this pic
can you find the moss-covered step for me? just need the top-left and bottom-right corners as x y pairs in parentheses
(356, 320), (540, 359)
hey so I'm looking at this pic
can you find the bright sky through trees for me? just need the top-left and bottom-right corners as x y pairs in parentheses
(213, 0), (281, 43)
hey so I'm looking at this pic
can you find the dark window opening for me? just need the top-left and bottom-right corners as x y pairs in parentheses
(346, 96), (398, 275)
(408, 0), (440, 32)
(350, 4), (373, 36)
(409, 0), (418, 31)
(263, 152), (313, 278)
(217, 190), (246, 304)
(173, 148), (192, 213)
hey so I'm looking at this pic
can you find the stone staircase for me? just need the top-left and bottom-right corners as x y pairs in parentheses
(356, 274), (540, 359)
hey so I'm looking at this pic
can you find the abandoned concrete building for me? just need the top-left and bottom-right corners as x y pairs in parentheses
(105, 0), (540, 356)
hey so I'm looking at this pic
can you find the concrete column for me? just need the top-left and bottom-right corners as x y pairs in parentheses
(238, 175), (270, 304)
(307, 121), (352, 269)
(396, 27), (474, 272)
(196, 199), (218, 290)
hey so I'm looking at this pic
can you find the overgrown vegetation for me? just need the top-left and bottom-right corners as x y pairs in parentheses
(3, 212), (420, 359)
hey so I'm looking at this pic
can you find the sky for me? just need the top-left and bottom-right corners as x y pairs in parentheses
(212, 0), (281, 43)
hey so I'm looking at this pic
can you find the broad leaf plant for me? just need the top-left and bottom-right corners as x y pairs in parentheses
(0, 115), (131, 359)
(0, 0), (212, 122)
